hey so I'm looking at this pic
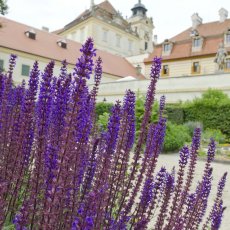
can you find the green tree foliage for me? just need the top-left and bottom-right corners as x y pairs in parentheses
(0, 0), (8, 15)
(183, 89), (230, 140)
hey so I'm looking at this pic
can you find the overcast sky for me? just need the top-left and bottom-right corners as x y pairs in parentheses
(5, 0), (230, 42)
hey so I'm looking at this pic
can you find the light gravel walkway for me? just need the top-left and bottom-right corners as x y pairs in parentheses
(153, 153), (230, 230)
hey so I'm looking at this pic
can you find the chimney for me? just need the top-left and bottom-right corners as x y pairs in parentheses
(90, 0), (94, 10)
(219, 8), (228, 22)
(191, 13), (202, 29)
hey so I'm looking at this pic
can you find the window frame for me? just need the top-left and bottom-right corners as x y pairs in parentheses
(225, 58), (230, 70)
(21, 64), (30, 77)
(163, 43), (171, 52)
(192, 37), (202, 48)
(191, 61), (201, 74)
(162, 65), (169, 76)
(0, 59), (4, 72)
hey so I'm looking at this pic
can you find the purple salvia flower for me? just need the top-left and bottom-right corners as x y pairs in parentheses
(203, 172), (227, 229)
(155, 172), (175, 230)
(159, 95), (166, 118)
(105, 101), (122, 154)
(140, 178), (154, 208)
(176, 128), (201, 217)
(145, 167), (167, 223)
(7, 54), (17, 76)
(185, 168), (213, 229)
(211, 200), (225, 230)
(207, 138), (216, 163)
(179, 145), (190, 167)
(105, 90), (135, 222)
(116, 57), (162, 221)
(74, 37), (96, 80)
(150, 56), (162, 80)
(166, 146), (190, 227)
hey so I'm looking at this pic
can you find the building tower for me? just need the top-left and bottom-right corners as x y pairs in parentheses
(128, 0), (154, 54)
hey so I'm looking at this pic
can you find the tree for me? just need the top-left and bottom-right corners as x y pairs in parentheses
(0, 0), (8, 15)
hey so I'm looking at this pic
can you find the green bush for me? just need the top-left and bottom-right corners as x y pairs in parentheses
(202, 128), (226, 144)
(95, 102), (113, 118)
(163, 121), (191, 152)
(184, 121), (203, 137)
(165, 104), (184, 124)
(97, 112), (109, 131)
(183, 89), (230, 140)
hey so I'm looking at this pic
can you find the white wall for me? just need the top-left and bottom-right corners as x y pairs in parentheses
(95, 73), (230, 103)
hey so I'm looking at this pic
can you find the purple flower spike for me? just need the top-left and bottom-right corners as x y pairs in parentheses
(74, 37), (96, 80)
(207, 138), (216, 163)
(179, 146), (190, 168)
(150, 56), (162, 80)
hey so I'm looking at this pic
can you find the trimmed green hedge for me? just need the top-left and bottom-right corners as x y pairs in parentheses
(183, 89), (230, 140)
(165, 104), (184, 124)
(183, 103), (230, 139)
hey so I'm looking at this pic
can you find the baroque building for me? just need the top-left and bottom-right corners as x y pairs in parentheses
(55, 0), (154, 57)
(0, 16), (144, 84)
(144, 8), (230, 78)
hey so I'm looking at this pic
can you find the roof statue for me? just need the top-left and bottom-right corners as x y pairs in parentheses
(214, 42), (228, 71)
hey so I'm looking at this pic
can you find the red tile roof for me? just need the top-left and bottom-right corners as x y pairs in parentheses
(145, 19), (230, 63)
(0, 16), (144, 79)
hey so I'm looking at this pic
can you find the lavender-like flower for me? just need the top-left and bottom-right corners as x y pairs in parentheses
(0, 43), (227, 230)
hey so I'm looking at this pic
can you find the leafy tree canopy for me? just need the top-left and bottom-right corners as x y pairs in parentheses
(0, 0), (8, 15)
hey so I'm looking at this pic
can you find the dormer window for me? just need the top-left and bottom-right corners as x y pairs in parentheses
(163, 43), (171, 52)
(193, 37), (202, 47)
(224, 29), (230, 46)
(162, 40), (173, 55)
(57, 39), (67, 49)
(25, 29), (36, 40)
(192, 36), (203, 52)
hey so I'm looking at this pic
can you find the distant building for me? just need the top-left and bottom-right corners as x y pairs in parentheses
(144, 8), (230, 78)
(54, 0), (154, 57)
(0, 16), (144, 84)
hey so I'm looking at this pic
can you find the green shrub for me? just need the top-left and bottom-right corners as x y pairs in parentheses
(202, 128), (226, 144)
(183, 89), (230, 140)
(165, 104), (184, 124)
(163, 121), (191, 152)
(184, 121), (203, 137)
(95, 102), (113, 118)
(97, 112), (109, 131)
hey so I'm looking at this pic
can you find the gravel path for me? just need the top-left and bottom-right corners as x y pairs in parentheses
(153, 153), (230, 230)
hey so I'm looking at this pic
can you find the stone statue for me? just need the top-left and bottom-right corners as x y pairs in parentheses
(214, 42), (228, 71)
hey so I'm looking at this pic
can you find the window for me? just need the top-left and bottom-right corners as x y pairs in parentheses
(163, 43), (171, 52)
(57, 39), (67, 49)
(21, 64), (30, 76)
(25, 29), (36, 40)
(226, 34), (230, 44)
(116, 34), (121, 47)
(103, 29), (108, 42)
(162, 65), (169, 76)
(192, 62), (200, 73)
(0, 59), (4, 72)
(226, 58), (230, 69)
(193, 38), (201, 47)
(145, 42), (148, 50)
